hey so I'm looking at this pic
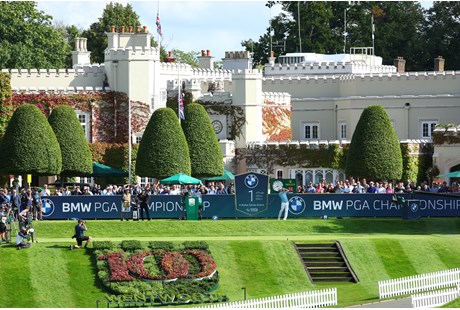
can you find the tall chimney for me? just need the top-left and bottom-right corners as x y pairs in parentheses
(434, 56), (445, 72)
(393, 56), (406, 73)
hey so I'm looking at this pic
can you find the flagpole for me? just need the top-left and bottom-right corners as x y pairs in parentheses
(178, 61), (181, 122)
(157, 1), (160, 51)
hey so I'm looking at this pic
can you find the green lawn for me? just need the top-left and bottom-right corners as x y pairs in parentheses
(1, 218), (460, 307)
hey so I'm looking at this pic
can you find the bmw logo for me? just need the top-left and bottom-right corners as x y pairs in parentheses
(410, 203), (419, 212)
(245, 174), (258, 188)
(288, 196), (306, 215)
(41, 198), (55, 217)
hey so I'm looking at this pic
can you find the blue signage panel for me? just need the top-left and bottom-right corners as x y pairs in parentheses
(235, 172), (269, 216)
(40, 193), (460, 220)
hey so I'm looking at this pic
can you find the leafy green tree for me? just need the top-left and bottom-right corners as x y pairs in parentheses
(171, 49), (199, 67)
(0, 2), (71, 69)
(345, 105), (402, 180)
(135, 108), (191, 179)
(182, 103), (223, 178)
(0, 104), (62, 175)
(48, 105), (92, 176)
(82, 2), (142, 64)
(423, 1), (460, 70)
(245, 1), (426, 70)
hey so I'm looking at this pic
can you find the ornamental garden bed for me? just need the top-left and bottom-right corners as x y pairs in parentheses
(93, 240), (222, 300)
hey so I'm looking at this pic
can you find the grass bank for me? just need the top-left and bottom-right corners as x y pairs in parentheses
(1, 218), (459, 307)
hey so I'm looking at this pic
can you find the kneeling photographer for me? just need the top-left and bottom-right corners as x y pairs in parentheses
(16, 227), (31, 250)
(71, 219), (91, 249)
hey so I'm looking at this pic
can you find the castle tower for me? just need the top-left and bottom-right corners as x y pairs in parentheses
(231, 69), (263, 149)
(104, 26), (163, 110)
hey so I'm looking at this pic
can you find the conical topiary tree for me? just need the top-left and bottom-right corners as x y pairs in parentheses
(346, 105), (402, 180)
(182, 103), (224, 178)
(135, 107), (191, 178)
(48, 105), (93, 176)
(0, 104), (62, 175)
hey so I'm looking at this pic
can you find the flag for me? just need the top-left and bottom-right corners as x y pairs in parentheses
(156, 13), (162, 36)
(179, 92), (185, 120)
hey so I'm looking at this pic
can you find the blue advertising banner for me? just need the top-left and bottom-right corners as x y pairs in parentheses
(40, 193), (460, 220)
(234, 172), (269, 216)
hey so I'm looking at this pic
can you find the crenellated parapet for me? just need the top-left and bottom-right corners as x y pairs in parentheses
(262, 92), (291, 106)
(3, 66), (106, 91)
(11, 86), (107, 94)
(264, 61), (396, 77)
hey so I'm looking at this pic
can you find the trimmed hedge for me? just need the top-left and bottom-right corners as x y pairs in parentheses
(148, 241), (175, 252)
(346, 105), (402, 180)
(0, 104), (62, 175)
(135, 107), (191, 178)
(120, 240), (143, 252)
(48, 105), (93, 176)
(93, 240), (115, 251)
(182, 103), (224, 178)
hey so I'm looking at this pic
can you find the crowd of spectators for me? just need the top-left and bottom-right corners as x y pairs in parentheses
(295, 178), (460, 194)
(48, 181), (235, 197)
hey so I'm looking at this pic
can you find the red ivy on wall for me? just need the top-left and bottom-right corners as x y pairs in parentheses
(7, 91), (151, 143)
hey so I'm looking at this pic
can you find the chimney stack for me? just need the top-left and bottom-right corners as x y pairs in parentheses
(393, 56), (406, 73)
(434, 56), (445, 72)
(198, 49), (214, 69)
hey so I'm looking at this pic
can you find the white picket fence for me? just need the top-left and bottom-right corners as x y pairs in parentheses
(199, 288), (337, 308)
(378, 268), (460, 299)
(411, 286), (460, 308)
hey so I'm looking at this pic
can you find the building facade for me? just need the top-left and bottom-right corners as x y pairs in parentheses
(3, 27), (459, 185)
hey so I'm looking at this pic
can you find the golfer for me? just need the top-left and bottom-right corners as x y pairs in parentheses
(278, 188), (290, 220)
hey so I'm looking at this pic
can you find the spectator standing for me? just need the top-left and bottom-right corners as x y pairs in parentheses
(137, 189), (150, 221)
(32, 188), (42, 220)
(227, 183), (235, 194)
(216, 182), (227, 195)
(367, 181), (378, 193)
(121, 189), (131, 221)
(40, 184), (50, 197)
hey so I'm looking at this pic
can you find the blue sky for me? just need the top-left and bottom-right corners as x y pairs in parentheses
(37, 1), (282, 60)
(36, 1), (432, 62)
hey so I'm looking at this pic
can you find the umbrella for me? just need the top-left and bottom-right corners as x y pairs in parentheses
(437, 171), (460, 178)
(89, 162), (129, 177)
(203, 170), (235, 181)
(160, 173), (202, 185)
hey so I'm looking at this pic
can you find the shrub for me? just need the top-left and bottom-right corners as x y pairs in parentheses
(120, 240), (143, 252)
(182, 241), (209, 251)
(0, 104), (62, 175)
(148, 241), (175, 252)
(48, 105), (93, 176)
(93, 240), (115, 251)
(181, 103), (224, 178)
(346, 105), (402, 180)
(135, 107), (191, 178)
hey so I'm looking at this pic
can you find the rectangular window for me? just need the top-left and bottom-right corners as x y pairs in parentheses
(420, 120), (438, 139)
(304, 123), (319, 140)
(135, 134), (143, 144)
(76, 112), (90, 141)
(339, 122), (347, 140)
(276, 170), (283, 179)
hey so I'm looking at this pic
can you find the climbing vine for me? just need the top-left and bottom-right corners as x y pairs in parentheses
(3, 91), (150, 143)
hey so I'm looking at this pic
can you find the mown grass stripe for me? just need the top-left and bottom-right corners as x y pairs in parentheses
(373, 239), (418, 279)
(400, 239), (450, 274)
(28, 245), (75, 307)
(229, 240), (280, 299)
(0, 245), (37, 307)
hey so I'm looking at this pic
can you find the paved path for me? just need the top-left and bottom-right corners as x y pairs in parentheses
(349, 297), (412, 308)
